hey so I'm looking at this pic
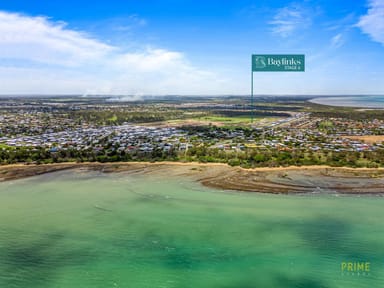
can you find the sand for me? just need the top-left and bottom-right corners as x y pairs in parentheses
(1, 162), (384, 194)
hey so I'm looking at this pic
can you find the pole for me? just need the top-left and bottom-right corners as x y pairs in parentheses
(251, 69), (254, 123)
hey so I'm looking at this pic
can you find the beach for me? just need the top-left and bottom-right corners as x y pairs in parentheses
(1, 162), (384, 194)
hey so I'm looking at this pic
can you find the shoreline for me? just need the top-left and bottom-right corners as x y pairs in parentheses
(309, 95), (384, 109)
(1, 162), (384, 194)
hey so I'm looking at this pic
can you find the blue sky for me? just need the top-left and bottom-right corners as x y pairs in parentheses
(0, 0), (383, 95)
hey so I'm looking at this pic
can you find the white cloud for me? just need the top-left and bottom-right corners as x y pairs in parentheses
(114, 49), (186, 72)
(325, 13), (356, 31)
(127, 14), (147, 27)
(0, 11), (232, 95)
(357, 0), (384, 45)
(107, 14), (147, 32)
(331, 33), (344, 48)
(0, 11), (114, 67)
(269, 3), (312, 37)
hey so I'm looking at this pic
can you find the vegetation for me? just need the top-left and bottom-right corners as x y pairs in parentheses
(2, 142), (384, 169)
(2, 95), (384, 169)
(68, 109), (185, 125)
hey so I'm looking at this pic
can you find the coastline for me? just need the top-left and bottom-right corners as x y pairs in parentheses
(1, 162), (384, 194)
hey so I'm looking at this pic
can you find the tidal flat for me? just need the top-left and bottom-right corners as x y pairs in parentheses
(2, 162), (384, 194)
(0, 167), (384, 287)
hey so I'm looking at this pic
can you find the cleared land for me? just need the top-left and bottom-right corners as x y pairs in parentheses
(342, 135), (384, 144)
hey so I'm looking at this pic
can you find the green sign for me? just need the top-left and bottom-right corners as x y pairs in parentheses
(252, 54), (305, 72)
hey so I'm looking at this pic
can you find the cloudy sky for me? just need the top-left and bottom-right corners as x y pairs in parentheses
(0, 0), (383, 95)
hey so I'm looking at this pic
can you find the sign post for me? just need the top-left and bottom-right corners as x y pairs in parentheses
(251, 54), (305, 122)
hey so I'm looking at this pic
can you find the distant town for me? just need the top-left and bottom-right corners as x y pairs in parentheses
(1, 95), (384, 168)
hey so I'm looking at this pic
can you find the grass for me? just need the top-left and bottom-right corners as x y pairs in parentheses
(164, 115), (282, 128)
(318, 120), (334, 129)
(107, 115), (118, 122)
(198, 115), (253, 124)
(0, 144), (15, 150)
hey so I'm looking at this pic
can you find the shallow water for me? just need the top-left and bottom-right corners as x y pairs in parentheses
(310, 95), (384, 108)
(0, 170), (383, 287)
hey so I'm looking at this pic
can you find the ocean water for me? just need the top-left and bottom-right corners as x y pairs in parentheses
(0, 170), (384, 288)
(310, 95), (384, 108)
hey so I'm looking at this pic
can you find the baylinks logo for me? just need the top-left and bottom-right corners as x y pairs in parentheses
(266, 56), (302, 67)
(254, 56), (266, 69)
(341, 261), (370, 276)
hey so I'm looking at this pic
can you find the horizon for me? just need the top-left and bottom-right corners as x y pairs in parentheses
(1, 94), (384, 98)
(0, 0), (383, 95)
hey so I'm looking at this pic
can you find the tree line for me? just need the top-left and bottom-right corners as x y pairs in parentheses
(1, 144), (384, 169)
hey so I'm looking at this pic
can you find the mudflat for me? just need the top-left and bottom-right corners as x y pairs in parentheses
(1, 162), (384, 194)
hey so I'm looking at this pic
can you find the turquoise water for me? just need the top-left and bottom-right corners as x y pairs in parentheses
(310, 95), (384, 108)
(0, 170), (384, 287)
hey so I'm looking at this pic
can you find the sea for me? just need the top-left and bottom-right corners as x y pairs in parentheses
(0, 170), (383, 288)
(310, 95), (384, 108)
